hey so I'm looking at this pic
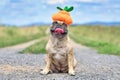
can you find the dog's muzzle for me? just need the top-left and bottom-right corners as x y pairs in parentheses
(50, 28), (68, 35)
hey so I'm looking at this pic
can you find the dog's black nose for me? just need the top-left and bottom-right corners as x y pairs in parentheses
(63, 30), (68, 34)
(50, 29), (54, 32)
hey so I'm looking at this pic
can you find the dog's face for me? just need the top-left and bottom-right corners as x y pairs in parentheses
(50, 21), (68, 39)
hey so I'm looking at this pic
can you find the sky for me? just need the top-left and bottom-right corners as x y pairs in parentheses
(0, 0), (120, 26)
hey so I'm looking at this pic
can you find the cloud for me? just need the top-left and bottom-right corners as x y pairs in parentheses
(0, 0), (9, 7)
(112, 4), (120, 8)
(75, 0), (93, 3)
(75, 0), (108, 3)
(46, 0), (68, 4)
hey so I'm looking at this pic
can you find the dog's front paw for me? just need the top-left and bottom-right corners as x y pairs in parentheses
(68, 70), (75, 76)
(40, 70), (49, 75)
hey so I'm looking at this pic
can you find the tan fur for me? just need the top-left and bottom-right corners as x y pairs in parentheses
(41, 21), (77, 75)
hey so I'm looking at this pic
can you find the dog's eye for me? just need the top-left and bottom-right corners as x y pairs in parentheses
(62, 23), (67, 27)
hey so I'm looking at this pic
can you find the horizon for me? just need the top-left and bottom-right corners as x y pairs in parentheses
(1, 21), (120, 26)
(0, 0), (120, 26)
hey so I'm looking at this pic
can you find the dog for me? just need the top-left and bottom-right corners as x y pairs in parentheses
(40, 21), (77, 76)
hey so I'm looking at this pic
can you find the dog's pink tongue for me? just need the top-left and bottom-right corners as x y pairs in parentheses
(55, 28), (64, 34)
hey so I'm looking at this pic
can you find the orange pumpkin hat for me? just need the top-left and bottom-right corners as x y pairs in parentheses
(52, 6), (74, 26)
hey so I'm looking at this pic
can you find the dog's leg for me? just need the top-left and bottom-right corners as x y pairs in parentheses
(74, 58), (77, 69)
(41, 54), (51, 75)
(68, 49), (75, 76)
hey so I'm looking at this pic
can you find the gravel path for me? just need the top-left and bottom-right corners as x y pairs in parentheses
(0, 40), (120, 80)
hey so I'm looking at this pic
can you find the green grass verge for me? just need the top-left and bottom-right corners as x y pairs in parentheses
(0, 26), (47, 48)
(17, 26), (120, 55)
(20, 38), (48, 54)
(69, 26), (120, 55)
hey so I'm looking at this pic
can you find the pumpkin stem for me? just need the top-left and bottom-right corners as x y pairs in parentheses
(57, 6), (63, 10)
(57, 6), (74, 12)
(66, 6), (74, 12)
(64, 6), (68, 11)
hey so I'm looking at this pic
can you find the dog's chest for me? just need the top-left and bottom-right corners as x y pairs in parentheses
(48, 39), (69, 60)
(52, 46), (68, 60)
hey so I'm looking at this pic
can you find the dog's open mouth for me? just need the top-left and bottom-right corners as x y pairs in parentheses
(54, 28), (64, 34)
(51, 28), (67, 35)
(50, 28), (68, 38)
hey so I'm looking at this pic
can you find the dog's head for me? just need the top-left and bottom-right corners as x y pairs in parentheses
(50, 21), (68, 39)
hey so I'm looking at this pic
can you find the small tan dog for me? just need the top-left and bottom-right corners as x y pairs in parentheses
(40, 21), (77, 75)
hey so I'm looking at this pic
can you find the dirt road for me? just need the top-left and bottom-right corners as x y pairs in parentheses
(0, 39), (120, 80)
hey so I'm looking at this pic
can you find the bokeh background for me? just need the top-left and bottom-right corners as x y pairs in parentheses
(0, 0), (120, 55)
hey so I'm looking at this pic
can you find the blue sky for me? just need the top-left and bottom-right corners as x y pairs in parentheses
(0, 0), (120, 26)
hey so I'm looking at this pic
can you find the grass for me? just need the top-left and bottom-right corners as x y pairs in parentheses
(1, 25), (120, 55)
(0, 26), (47, 48)
(69, 26), (120, 55)
(20, 37), (48, 54)
(21, 26), (120, 55)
